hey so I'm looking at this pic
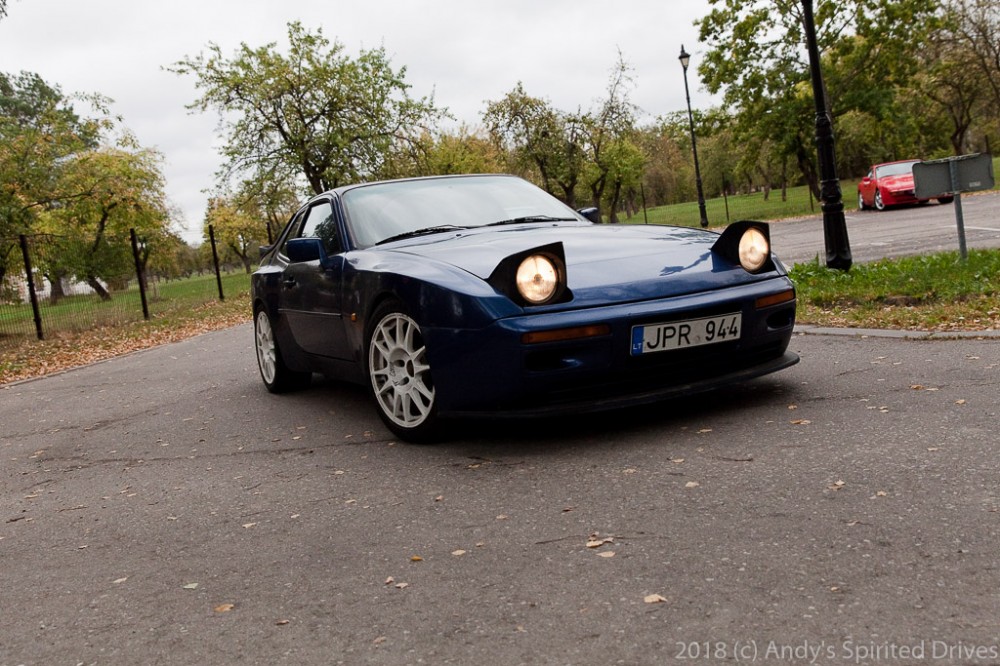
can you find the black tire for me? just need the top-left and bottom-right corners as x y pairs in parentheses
(364, 300), (440, 442)
(937, 196), (954, 204)
(857, 191), (867, 211)
(254, 307), (311, 393)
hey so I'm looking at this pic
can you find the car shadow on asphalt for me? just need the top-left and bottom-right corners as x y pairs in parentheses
(295, 374), (797, 455)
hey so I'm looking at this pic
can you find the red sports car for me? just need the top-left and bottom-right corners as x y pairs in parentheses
(857, 160), (954, 211)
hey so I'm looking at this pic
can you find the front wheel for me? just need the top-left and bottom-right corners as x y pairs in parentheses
(874, 189), (886, 211)
(857, 191), (867, 211)
(365, 301), (439, 442)
(254, 308), (311, 393)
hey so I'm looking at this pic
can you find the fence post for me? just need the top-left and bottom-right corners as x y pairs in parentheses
(19, 234), (44, 340)
(208, 224), (225, 302)
(129, 228), (150, 320)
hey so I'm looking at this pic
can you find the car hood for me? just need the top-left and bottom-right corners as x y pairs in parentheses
(880, 174), (915, 189)
(388, 223), (779, 305)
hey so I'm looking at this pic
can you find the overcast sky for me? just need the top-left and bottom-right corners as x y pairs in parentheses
(0, 0), (717, 243)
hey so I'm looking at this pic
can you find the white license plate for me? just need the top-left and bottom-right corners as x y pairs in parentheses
(631, 313), (741, 355)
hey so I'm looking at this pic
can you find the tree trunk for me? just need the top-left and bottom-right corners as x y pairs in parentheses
(86, 275), (112, 301)
(47, 272), (67, 305)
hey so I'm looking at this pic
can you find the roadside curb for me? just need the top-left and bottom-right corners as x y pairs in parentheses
(794, 324), (1000, 340)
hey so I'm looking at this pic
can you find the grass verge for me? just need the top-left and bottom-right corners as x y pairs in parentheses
(790, 249), (1000, 331)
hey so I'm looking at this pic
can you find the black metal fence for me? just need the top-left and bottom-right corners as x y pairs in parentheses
(0, 226), (232, 349)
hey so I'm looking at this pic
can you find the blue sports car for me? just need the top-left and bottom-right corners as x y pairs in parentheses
(251, 174), (798, 441)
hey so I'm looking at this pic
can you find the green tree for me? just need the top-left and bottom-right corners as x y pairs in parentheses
(171, 21), (447, 195)
(0, 71), (111, 288)
(579, 55), (640, 221)
(203, 196), (267, 274)
(697, 0), (943, 192)
(483, 83), (585, 206)
(36, 140), (169, 301)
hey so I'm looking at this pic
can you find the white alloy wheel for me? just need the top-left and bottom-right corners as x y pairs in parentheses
(256, 310), (278, 386)
(874, 189), (886, 211)
(368, 309), (436, 432)
(254, 307), (310, 392)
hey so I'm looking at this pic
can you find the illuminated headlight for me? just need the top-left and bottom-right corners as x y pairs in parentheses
(516, 254), (560, 304)
(738, 227), (770, 272)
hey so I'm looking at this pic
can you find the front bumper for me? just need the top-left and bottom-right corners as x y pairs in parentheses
(425, 277), (798, 417)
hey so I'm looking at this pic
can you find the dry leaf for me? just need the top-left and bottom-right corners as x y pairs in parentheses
(112, 577), (128, 585)
(644, 594), (667, 604)
(275, 619), (290, 626)
(242, 522), (257, 529)
(384, 576), (395, 585)
(395, 582), (409, 589)
(697, 428), (712, 434)
(451, 549), (467, 557)
(685, 481), (700, 488)
(410, 555), (423, 562)
(910, 384), (925, 390)
(597, 551), (616, 558)
(214, 603), (235, 613)
(671, 458), (685, 464)
(790, 419), (811, 425)
(955, 399), (967, 405)
(182, 583), (199, 590)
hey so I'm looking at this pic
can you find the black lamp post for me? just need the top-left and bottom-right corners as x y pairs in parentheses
(801, 0), (852, 270)
(679, 45), (709, 228)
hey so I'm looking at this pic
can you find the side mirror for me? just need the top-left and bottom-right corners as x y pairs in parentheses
(259, 244), (273, 259)
(577, 207), (601, 223)
(286, 237), (328, 264)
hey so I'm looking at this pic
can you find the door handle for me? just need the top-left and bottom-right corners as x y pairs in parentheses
(282, 277), (296, 289)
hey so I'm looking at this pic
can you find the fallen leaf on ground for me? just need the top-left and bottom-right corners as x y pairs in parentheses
(685, 481), (700, 488)
(644, 594), (667, 604)
(182, 583), (199, 590)
(214, 604), (235, 613)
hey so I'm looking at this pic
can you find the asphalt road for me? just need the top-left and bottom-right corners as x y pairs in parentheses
(2, 321), (999, 665)
(768, 190), (1000, 265)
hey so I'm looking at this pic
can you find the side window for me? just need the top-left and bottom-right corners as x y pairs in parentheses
(300, 200), (342, 254)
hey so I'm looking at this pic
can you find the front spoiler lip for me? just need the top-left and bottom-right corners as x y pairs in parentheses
(440, 350), (799, 419)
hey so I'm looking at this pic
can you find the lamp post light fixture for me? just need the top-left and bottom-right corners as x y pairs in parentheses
(679, 45), (709, 228)
(800, 0), (852, 270)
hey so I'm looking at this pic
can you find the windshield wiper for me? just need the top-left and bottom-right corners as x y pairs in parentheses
(486, 215), (579, 227)
(375, 225), (469, 246)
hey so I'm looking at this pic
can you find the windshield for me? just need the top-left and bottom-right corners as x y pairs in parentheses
(875, 161), (918, 178)
(342, 175), (585, 248)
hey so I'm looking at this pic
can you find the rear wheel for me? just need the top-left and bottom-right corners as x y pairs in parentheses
(254, 308), (310, 393)
(365, 301), (439, 442)
(938, 196), (954, 204)
(874, 189), (886, 211)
